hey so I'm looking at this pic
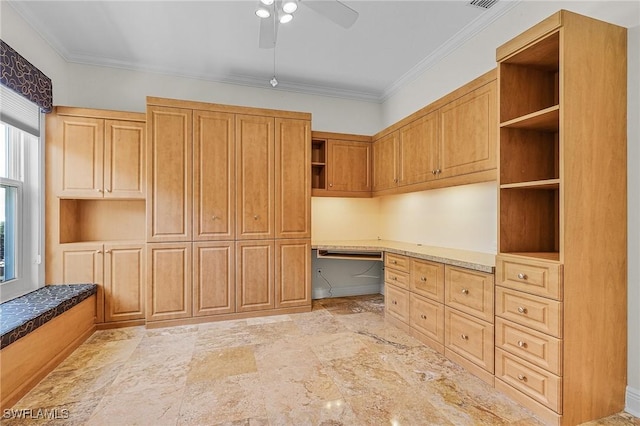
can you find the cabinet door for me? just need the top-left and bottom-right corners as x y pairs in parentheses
(236, 115), (274, 239)
(57, 116), (104, 197)
(327, 140), (371, 192)
(146, 242), (192, 321)
(194, 111), (235, 241)
(399, 111), (439, 185)
(275, 118), (311, 238)
(439, 82), (496, 178)
(104, 243), (145, 322)
(193, 242), (235, 316)
(236, 240), (274, 312)
(372, 131), (399, 191)
(60, 243), (104, 323)
(147, 106), (192, 242)
(104, 120), (145, 199)
(275, 239), (311, 308)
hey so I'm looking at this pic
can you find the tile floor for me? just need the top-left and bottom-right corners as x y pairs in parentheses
(4, 295), (639, 425)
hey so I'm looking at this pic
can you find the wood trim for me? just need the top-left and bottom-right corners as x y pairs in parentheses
(53, 106), (145, 122)
(311, 131), (372, 143)
(410, 328), (445, 355)
(146, 96), (311, 120)
(96, 319), (145, 330)
(144, 305), (311, 328)
(0, 296), (96, 410)
(495, 379), (561, 426)
(373, 69), (496, 140)
(444, 348), (495, 387)
(373, 169), (496, 197)
(311, 189), (372, 198)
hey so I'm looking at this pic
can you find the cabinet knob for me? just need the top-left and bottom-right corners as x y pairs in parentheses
(517, 273), (528, 280)
(253, 215), (259, 220)
(212, 215), (218, 220)
(392, 276), (397, 281)
(96, 189), (103, 193)
(420, 314), (427, 320)
(461, 288), (469, 295)
(393, 178), (398, 183)
(420, 277), (427, 282)
(517, 374), (527, 381)
(329, 183), (333, 187)
(96, 250), (102, 254)
(517, 340), (527, 348)
(391, 260), (397, 264)
(106, 188), (112, 193)
(431, 170), (436, 175)
(392, 300), (397, 305)
(105, 249), (111, 254)
(517, 306), (528, 314)
(460, 334), (469, 340)
(436, 169), (441, 174)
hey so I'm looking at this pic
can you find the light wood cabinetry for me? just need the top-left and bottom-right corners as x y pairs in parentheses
(372, 71), (497, 196)
(145, 97), (311, 326)
(311, 132), (372, 197)
(46, 107), (147, 328)
(495, 10), (627, 425)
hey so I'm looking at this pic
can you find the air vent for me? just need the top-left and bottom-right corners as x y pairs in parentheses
(468, 0), (499, 9)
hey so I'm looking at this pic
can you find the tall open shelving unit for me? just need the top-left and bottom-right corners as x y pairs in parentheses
(495, 10), (627, 425)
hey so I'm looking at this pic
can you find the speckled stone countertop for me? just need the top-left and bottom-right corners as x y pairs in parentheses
(312, 239), (495, 273)
(0, 284), (97, 349)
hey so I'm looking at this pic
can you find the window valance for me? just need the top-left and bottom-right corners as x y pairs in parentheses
(1, 39), (52, 113)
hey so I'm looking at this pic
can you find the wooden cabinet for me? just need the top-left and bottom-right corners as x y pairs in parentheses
(147, 106), (192, 242)
(236, 115), (274, 240)
(398, 111), (439, 185)
(276, 119), (311, 238)
(193, 242), (235, 316)
(445, 308), (494, 375)
(52, 111), (145, 199)
(104, 243), (145, 323)
(444, 266), (494, 323)
(409, 293), (444, 351)
(495, 10), (627, 425)
(385, 284), (409, 323)
(146, 242), (192, 322)
(311, 132), (372, 197)
(410, 258), (444, 302)
(193, 111), (235, 241)
(275, 239), (311, 308)
(59, 243), (104, 323)
(372, 131), (399, 191)
(236, 240), (274, 312)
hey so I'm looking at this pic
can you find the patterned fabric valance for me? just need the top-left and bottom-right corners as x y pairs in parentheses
(1, 39), (52, 113)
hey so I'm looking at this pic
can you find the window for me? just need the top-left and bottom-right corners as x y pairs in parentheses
(0, 86), (44, 303)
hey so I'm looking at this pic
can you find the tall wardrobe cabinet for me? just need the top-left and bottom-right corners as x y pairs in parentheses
(146, 97), (311, 325)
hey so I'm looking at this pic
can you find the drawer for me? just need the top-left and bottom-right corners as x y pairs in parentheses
(409, 293), (444, 344)
(445, 266), (494, 322)
(496, 318), (562, 375)
(445, 307), (494, 373)
(410, 259), (444, 302)
(496, 255), (563, 300)
(496, 287), (563, 338)
(385, 268), (409, 289)
(385, 253), (410, 273)
(385, 283), (409, 324)
(495, 349), (562, 413)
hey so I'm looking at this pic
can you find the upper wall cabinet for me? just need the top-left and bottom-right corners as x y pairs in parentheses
(51, 109), (146, 199)
(312, 132), (372, 197)
(372, 70), (497, 196)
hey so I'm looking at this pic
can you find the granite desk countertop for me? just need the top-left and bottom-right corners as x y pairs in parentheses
(312, 239), (495, 273)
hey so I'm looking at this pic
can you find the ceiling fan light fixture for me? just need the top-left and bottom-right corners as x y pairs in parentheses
(270, 76), (278, 87)
(260, 0), (274, 5)
(255, 7), (271, 18)
(282, 0), (298, 14)
(279, 13), (293, 24)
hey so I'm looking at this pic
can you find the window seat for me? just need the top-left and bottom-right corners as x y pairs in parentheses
(0, 284), (97, 410)
(0, 284), (97, 349)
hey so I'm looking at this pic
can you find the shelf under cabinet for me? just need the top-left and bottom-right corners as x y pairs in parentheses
(500, 105), (559, 132)
(499, 252), (560, 262)
(500, 179), (559, 190)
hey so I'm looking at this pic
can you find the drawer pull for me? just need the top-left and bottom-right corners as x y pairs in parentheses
(460, 334), (469, 340)
(517, 340), (527, 348)
(461, 288), (469, 295)
(517, 306), (528, 314)
(391, 260), (397, 264)
(392, 276), (398, 281)
(420, 277), (427, 282)
(517, 374), (527, 381)
(392, 300), (397, 305)
(212, 215), (218, 220)
(517, 273), (528, 280)
(420, 314), (427, 320)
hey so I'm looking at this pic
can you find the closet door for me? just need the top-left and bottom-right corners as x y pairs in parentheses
(275, 239), (311, 308)
(275, 118), (311, 239)
(146, 242), (192, 321)
(235, 115), (274, 240)
(193, 242), (235, 316)
(236, 240), (274, 312)
(193, 111), (235, 241)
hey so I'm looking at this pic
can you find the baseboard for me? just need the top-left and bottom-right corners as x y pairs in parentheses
(626, 385), (640, 417)
(312, 283), (382, 299)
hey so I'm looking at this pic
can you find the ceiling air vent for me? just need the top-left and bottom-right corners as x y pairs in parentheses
(468, 0), (499, 10)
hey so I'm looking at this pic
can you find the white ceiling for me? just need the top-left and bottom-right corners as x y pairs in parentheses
(8, 0), (519, 102)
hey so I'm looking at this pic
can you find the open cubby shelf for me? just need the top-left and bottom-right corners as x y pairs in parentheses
(311, 139), (327, 190)
(500, 104), (559, 132)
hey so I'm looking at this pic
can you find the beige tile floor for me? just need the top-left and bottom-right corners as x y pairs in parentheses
(5, 295), (639, 426)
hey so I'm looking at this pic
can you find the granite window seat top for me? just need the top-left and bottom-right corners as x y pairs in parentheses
(0, 284), (97, 349)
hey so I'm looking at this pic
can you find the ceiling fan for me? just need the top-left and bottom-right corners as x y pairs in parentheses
(256, 0), (359, 49)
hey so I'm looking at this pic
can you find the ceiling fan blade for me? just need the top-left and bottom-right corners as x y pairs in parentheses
(259, 13), (277, 49)
(302, 0), (359, 29)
